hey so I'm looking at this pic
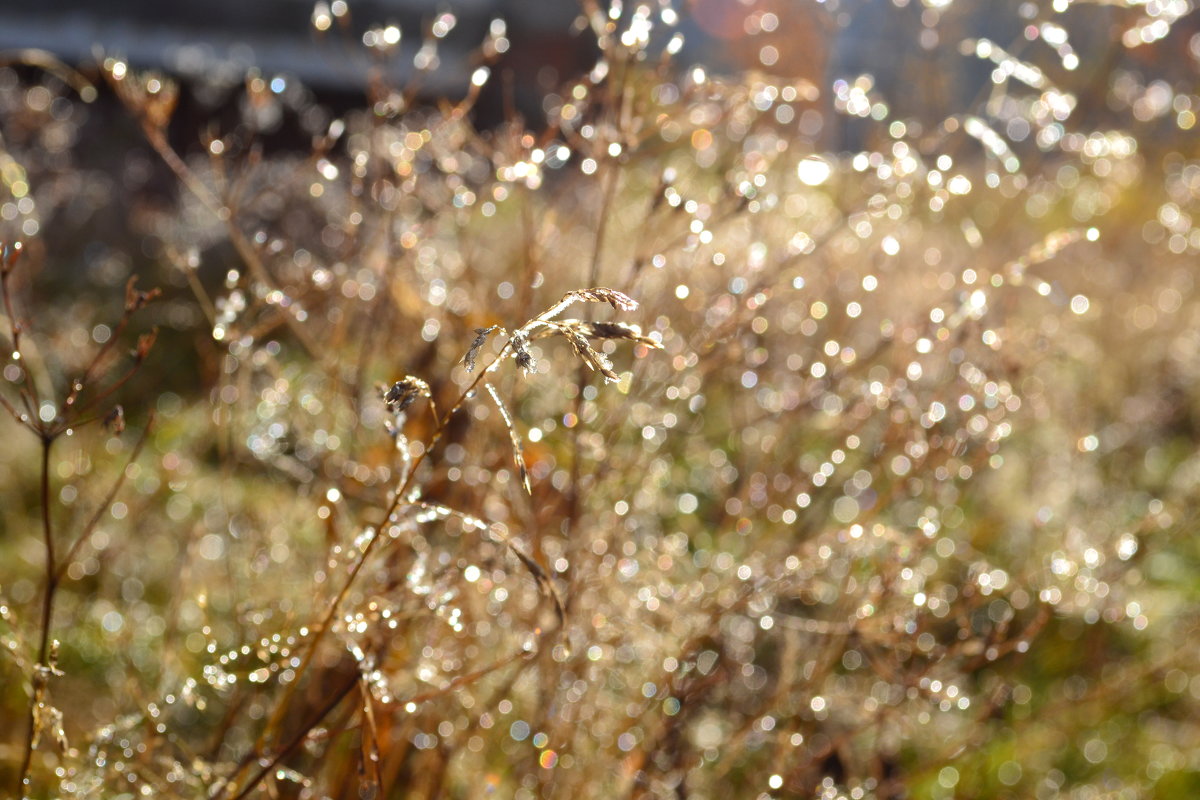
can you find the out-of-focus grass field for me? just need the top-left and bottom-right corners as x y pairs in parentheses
(2, 1), (1200, 798)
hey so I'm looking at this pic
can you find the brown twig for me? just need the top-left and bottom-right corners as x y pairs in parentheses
(55, 414), (156, 582)
(16, 435), (55, 797)
(219, 339), (516, 798)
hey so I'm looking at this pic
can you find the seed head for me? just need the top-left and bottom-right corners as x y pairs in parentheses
(384, 376), (431, 413)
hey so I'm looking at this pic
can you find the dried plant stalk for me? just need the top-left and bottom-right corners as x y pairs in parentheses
(383, 376), (431, 414)
(532, 287), (639, 325)
(556, 325), (619, 383)
(485, 382), (531, 495)
(463, 325), (499, 372)
(530, 319), (661, 349)
(406, 501), (564, 627)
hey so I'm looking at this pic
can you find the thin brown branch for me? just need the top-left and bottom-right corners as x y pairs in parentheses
(135, 125), (325, 363)
(55, 413), (156, 583)
(220, 340), (515, 798)
(17, 436), (55, 796)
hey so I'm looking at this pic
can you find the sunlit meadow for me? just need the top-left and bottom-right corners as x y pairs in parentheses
(2, 1), (1200, 798)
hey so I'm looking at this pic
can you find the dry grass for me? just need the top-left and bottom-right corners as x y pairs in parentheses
(2, 2), (1200, 799)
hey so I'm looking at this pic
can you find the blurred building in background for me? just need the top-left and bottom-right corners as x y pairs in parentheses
(0, 0), (541, 92)
(3, 1), (1193, 146)
(0, 0), (831, 118)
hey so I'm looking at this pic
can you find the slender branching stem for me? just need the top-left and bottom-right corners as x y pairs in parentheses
(228, 646), (532, 800)
(0, 388), (23, 426)
(55, 415), (155, 582)
(221, 342), (514, 799)
(35, 438), (54, 664)
(137, 125), (326, 364)
(1, 267), (40, 421)
(17, 435), (55, 797)
(64, 315), (128, 412)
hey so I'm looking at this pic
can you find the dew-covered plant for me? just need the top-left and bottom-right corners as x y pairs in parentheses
(0, 240), (159, 797)
(3, 1), (1200, 798)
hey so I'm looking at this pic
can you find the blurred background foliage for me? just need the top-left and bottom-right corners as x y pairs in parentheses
(2, 0), (1200, 798)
